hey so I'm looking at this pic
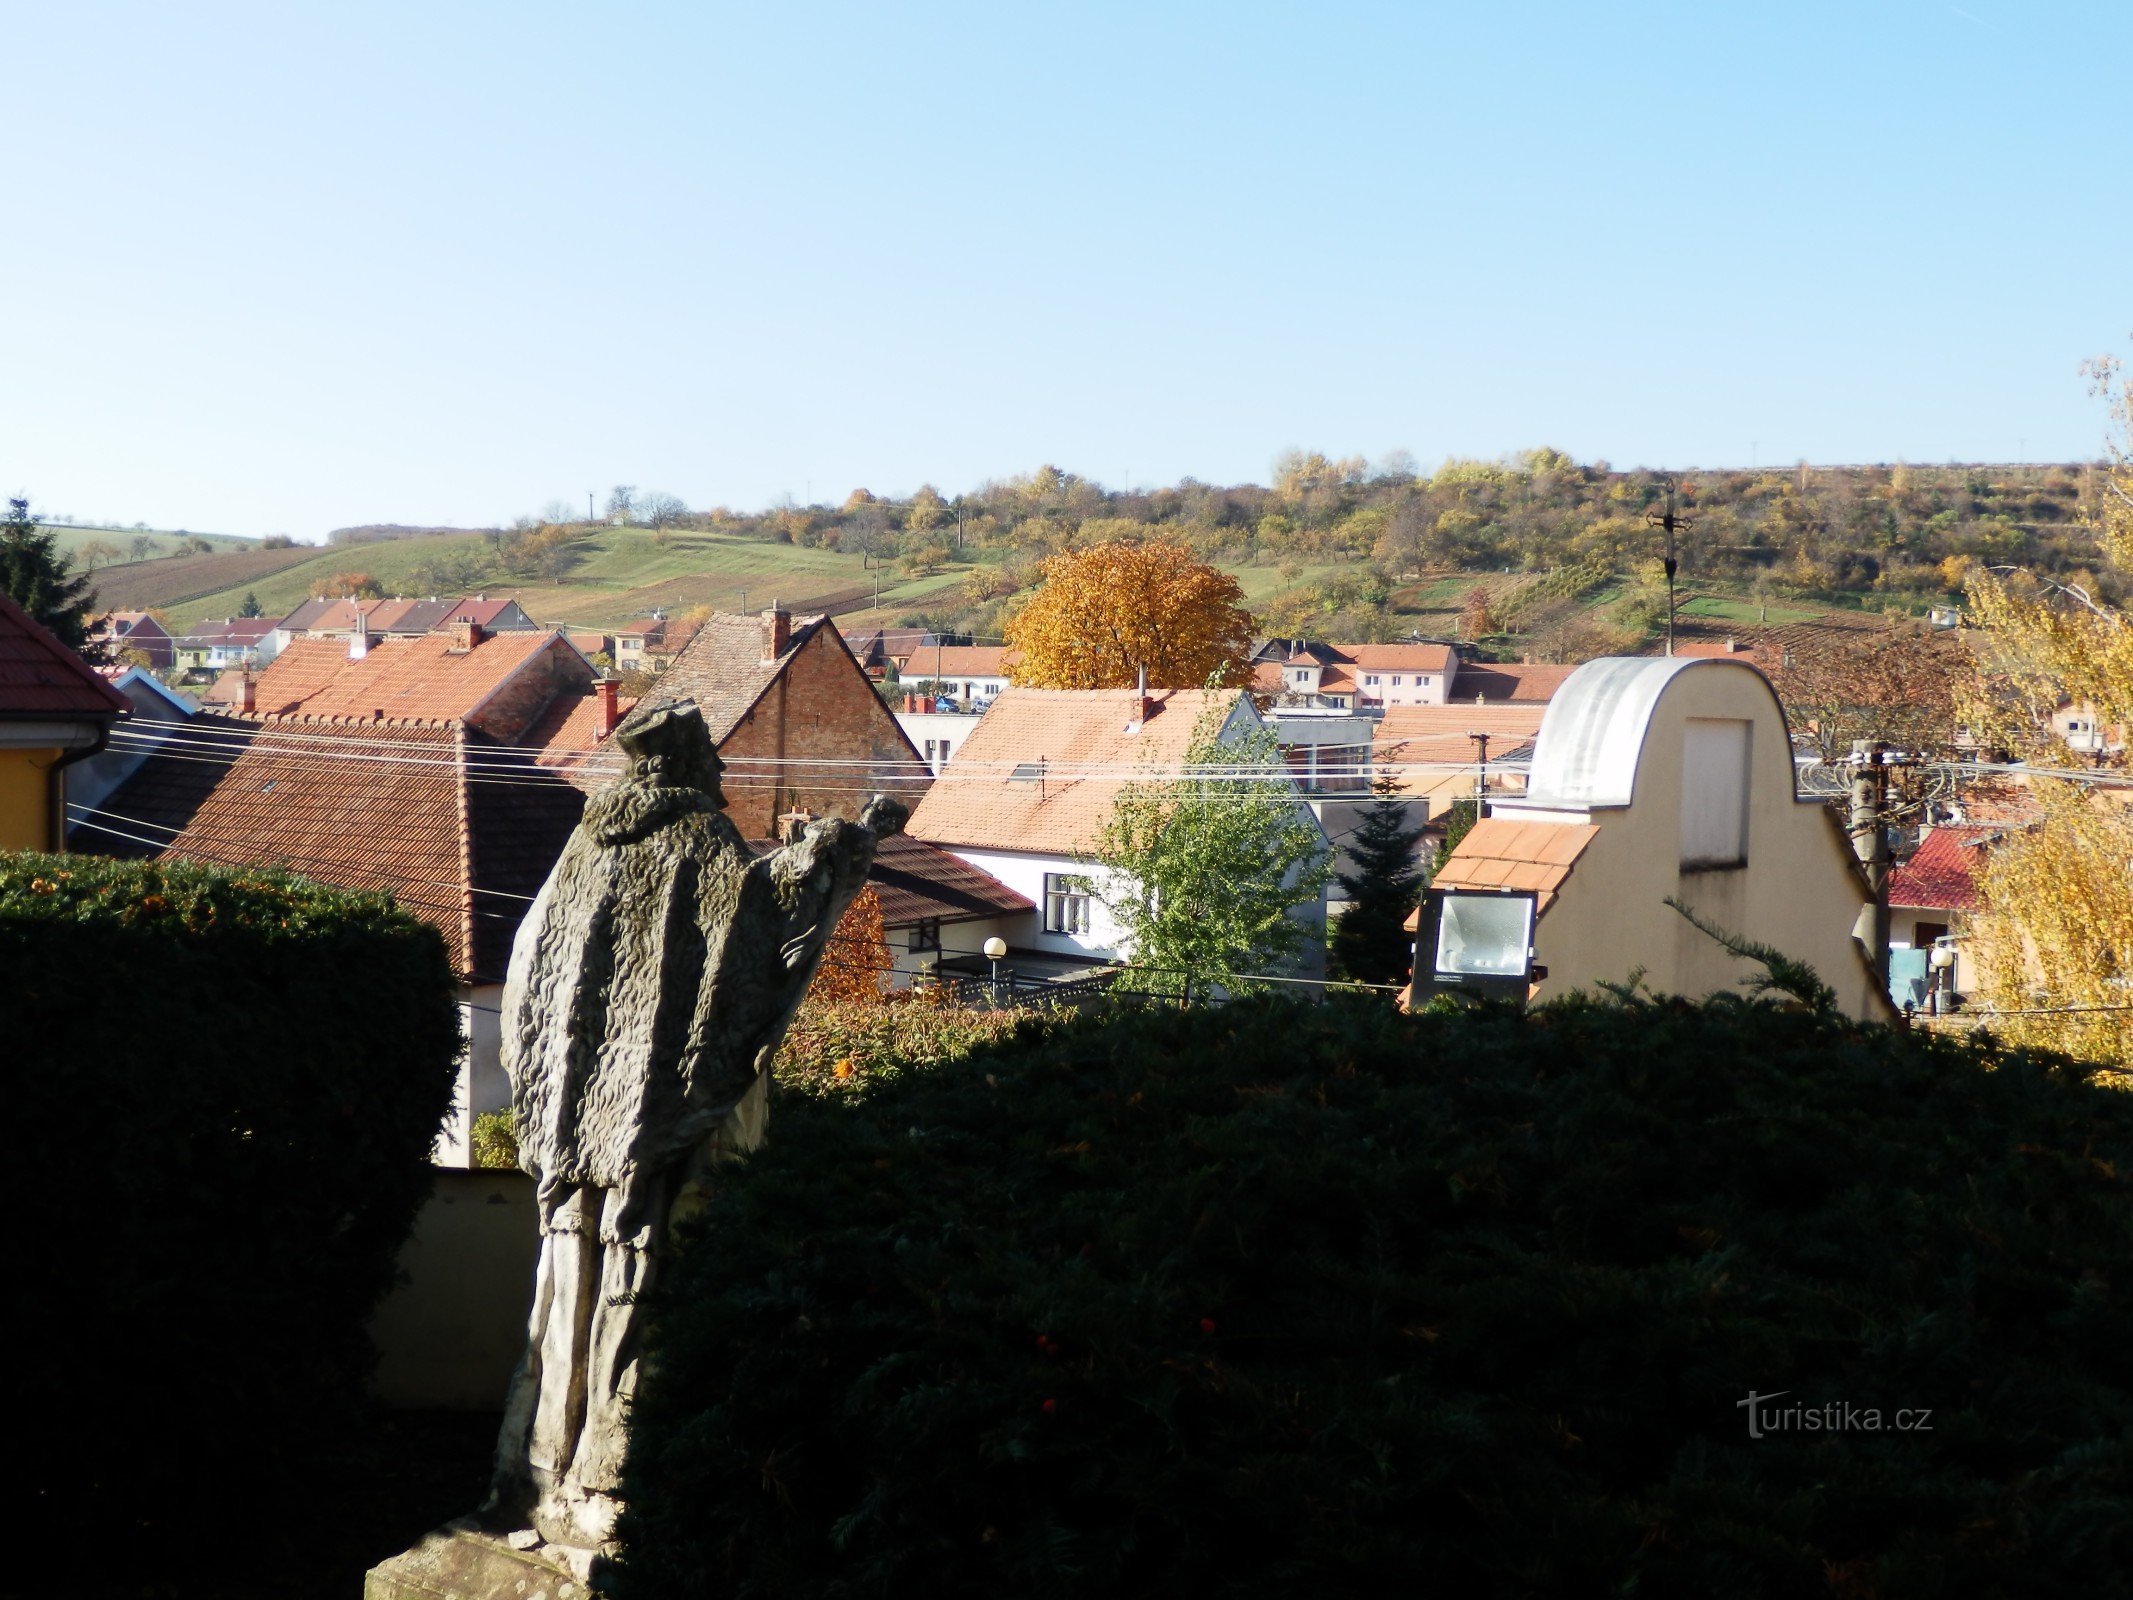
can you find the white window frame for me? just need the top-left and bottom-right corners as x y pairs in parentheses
(1043, 872), (1092, 936)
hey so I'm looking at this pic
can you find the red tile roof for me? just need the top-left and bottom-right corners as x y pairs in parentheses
(1447, 662), (1579, 703)
(237, 631), (569, 723)
(1427, 817), (1599, 916)
(179, 616), (278, 646)
(908, 645), (1019, 679)
(908, 687), (1249, 856)
(0, 590), (130, 719)
(1347, 642), (1458, 672)
(77, 717), (583, 980)
(1889, 825), (1996, 912)
(745, 831), (1033, 928)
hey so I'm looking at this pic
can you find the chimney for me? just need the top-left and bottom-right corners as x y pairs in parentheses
(348, 612), (370, 661)
(448, 617), (484, 652)
(233, 668), (256, 714)
(762, 602), (791, 661)
(595, 678), (620, 737)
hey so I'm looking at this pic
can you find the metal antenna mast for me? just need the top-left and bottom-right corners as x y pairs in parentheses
(1646, 479), (1695, 657)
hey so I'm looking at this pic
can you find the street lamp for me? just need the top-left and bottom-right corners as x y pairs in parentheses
(983, 936), (1008, 1004)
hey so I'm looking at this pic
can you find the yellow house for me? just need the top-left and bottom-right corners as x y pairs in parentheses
(0, 591), (129, 852)
(1406, 657), (1895, 1023)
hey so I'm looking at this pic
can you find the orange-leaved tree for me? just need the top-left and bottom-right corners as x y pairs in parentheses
(811, 884), (893, 1005)
(1003, 537), (1254, 689)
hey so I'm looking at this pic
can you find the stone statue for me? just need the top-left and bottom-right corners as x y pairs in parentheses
(487, 697), (906, 1567)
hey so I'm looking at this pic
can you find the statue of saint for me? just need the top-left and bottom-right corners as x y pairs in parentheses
(487, 698), (906, 1561)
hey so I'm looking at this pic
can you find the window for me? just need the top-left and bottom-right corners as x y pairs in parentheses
(908, 918), (941, 953)
(1364, 674), (1380, 686)
(1043, 873), (1092, 936)
(1391, 676), (1403, 686)
(1681, 718), (1751, 868)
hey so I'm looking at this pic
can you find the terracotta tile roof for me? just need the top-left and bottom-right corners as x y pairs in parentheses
(1428, 817), (1599, 916)
(1372, 706), (1547, 793)
(1252, 661), (1286, 694)
(77, 717), (583, 981)
(908, 645), (1019, 679)
(653, 611), (826, 741)
(237, 631), (566, 722)
(527, 688), (638, 792)
(1447, 662), (1579, 703)
(1889, 824), (1997, 912)
(908, 687), (1246, 856)
(0, 590), (130, 719)
(1320, 666), (1357, 693)
(1347, 643), (1458, 672)
(272, 597), (336, 632)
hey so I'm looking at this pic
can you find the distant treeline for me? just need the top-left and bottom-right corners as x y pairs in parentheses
(328, 523), (499, 546)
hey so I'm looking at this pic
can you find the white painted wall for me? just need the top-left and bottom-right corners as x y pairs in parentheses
(435, 981), (508, 1169)
(895, 710), (985, 775)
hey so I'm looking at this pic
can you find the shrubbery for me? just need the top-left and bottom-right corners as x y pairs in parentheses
(615, 990), (2133, 1597)
(773, 989), (1055, 1097)
(4, 854), (461, 1554)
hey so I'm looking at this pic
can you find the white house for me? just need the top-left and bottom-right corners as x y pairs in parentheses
(894, 705), (986, 775)
(1406, 656), (1896, 1023)
(907, 686), (1332, 985)
(901, 643), (1018, 703)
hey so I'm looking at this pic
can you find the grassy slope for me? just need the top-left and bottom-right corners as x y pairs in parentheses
(100, 524), (1880, 653)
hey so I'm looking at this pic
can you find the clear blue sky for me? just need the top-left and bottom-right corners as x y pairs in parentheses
(5, 1), (2127, 539)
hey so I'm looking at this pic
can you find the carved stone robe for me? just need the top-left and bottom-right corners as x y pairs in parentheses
(490, 771), (889, 1552)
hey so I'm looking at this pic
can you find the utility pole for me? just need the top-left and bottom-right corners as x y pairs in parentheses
(1646, 479), (1694, 658)
(587, 491), (595, 525)
(1848, 739), (1893, 989)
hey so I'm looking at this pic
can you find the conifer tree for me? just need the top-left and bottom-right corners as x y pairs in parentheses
(1329, 774), (1429, 986)
(0, 498), (101, 655)
(239, 591), (264, 618)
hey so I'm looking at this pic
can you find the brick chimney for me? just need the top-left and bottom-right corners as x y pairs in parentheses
(595, 677), (620, 738)
(447, 617), (485, 653)
(761, 602), (791, 662)
(233, 668), (256, 714)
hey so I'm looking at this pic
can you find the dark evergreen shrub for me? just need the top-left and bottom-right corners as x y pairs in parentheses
(615, 991), (2133, 1598)
(3, 853), (460, 1550)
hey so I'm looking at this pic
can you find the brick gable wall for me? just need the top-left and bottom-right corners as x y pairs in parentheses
(715, 628), (931, 837)
(466, 637), (595, 745)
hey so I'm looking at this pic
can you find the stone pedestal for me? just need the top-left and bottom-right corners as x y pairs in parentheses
(364, 1520), (595, 1600)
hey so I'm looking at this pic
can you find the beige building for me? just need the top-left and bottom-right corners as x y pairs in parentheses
(1407, 656), (1894, 1023)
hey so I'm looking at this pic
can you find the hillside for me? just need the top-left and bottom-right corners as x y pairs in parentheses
(71, 454), (2105, 658)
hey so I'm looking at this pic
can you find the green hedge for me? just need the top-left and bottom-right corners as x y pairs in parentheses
(3, 853), (461, 1552)
(614, 992), (2133, 1597)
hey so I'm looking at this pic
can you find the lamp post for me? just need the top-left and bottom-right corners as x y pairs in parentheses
(983, 936), (1008, 1005)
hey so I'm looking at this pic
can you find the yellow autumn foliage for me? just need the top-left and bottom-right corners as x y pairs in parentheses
(811, 884), (893, 1005)
(1003, 537), (1254, 690)
(1963, 353), (2133, 1071)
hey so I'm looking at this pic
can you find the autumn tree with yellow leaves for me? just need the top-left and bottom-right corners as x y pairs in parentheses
(1964, 351), (2133, 1069)
(1003, 538), (1255, 689)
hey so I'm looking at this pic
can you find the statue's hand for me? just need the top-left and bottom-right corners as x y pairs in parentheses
(859, 794), (910, 839)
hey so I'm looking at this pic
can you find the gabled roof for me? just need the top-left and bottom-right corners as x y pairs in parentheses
(272, 597), (337, 633)
(97, 611), (168, 636)
(444, 597), (531, 628)
(178, 616), (278, 646)
(1373, 705), (1548, 793)
(910, 644), (1019, 679)
(527, 688), (638, 792)
(0, 590), (129, 720)
(1449, 662), (1579, 703)
(907, 687), (1252, 857)
(653, 611), (826, 742)
(77, 717), (583, 980)
(1347, 643), (1458, 673)
(234, 631), (570, 723)
(1889, 824), (1997, 912)
(742, 831), (1033, 928)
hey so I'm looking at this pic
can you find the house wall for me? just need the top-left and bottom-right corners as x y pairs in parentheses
(0, 746), (56, 850)
(1890, 906), (1975, 995)
(368, 1169), (538, 1410)
(1357, 671), (1448, 707)
(1504, 668), (1887, 1021)
(718, 628), (930, 839)
(895, 709), (984, 775)
(435, 982), (509, 1169)
(886, 910), (1034, 983)
(934, 846), (1138, 962)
